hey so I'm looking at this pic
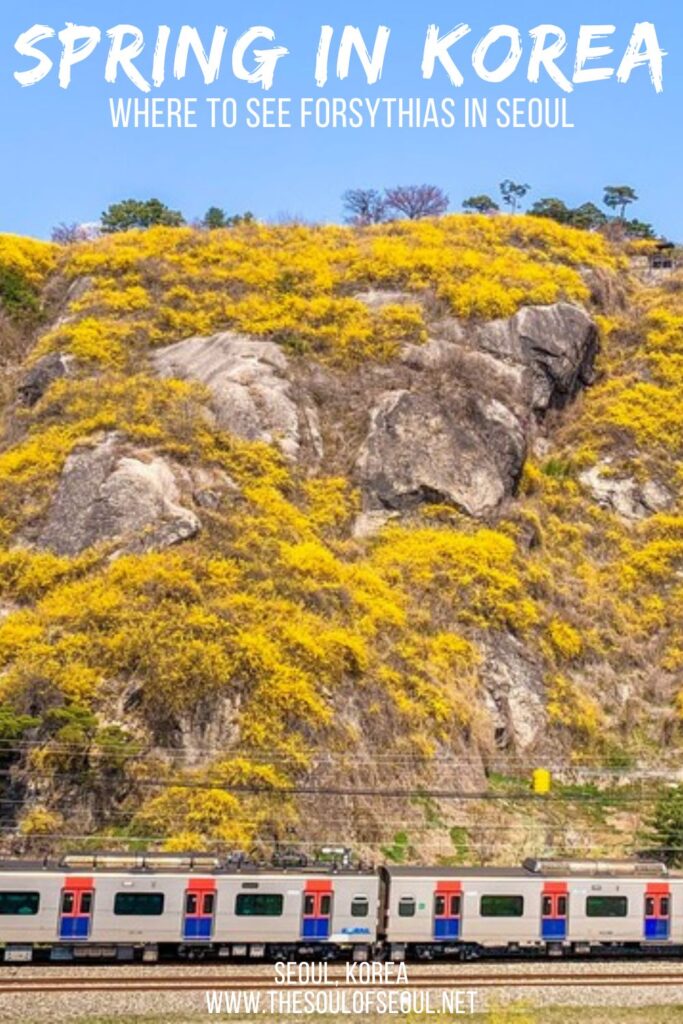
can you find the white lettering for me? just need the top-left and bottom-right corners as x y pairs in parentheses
(574, 25), (616, 84)
(528, 25), (572, 93)
(13, 25), (55, 86)
(336, 26), (391, 85)
(617, 22), (666, 93)
(232, 27), (288, 90)
(422, 24), (471, 86)
(472, 25), (523, 83)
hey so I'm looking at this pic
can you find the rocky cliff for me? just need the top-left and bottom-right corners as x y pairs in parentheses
(0, 219), (679, 859)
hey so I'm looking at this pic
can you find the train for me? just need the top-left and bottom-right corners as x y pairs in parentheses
(0, 852), (679, 964)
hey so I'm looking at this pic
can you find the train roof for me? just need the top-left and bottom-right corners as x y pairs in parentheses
(0, 854), (674, 879)
(0, 853), (376, 876)
(385, 866), (532, 878)
(385, 858), (673, 879)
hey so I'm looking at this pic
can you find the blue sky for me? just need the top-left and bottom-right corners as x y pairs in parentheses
(1, 1), (681, 239)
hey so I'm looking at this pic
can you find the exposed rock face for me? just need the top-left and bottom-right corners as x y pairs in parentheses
(480, 634), (546, 751)
(357, 302), (597, 517)
(476, 302), (598, 415)
(0, 601), (16, 623)
(352, 510), (399, 540)
(357, 390), (526, 518)
(17, 353), (72, 407)
(152, 332), (322, 462)
(150, 303), (598, 522)
(353, 289), (417, 309)
(189, 466), (239, 511)
(36, 434), (200, 556)
(580, 462), (673, 520)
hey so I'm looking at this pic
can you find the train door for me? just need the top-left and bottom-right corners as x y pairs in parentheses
(183, 879), (217, 941)
(301, 880), (333, 940)
(541, 882), (568, 941)
(59, 877), (94, 941)
(644, 883), (670, 941)
(433, 881), (462, 940)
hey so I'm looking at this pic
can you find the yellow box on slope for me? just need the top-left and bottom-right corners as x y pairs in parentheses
(533, 768), (552, 794)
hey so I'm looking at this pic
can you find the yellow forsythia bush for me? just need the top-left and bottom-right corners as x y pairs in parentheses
(23, 213), (617, 368)
(1, 217), (681, 848)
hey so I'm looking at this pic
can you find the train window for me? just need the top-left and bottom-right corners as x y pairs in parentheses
(585, 896), (627, 918)
(542, 896), (552, 916)
(480, 895), (524, 917)
(320, 895), (331, 916)
(235, 893), (284, 917)
(398, 897), (416, 917)
(0, 891), (40, 916)
(351, 896), (369, 917)
(203, 893), (215, 915)
(114, 893), (165, 916)
(661, 897), (670, 916)
(450, 895), (461, 916)
(434, 895), (446, 916)
(186, 893), (198, 914)
(557, 896), (567, 916)
(80, 892), (93, 914)
(645, 896), (655, 916)
(61, 892), (74, 914)
(303, 894), (315, 915)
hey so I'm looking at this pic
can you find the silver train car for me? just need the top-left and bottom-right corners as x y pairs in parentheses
(0, 854), (679, 963)
(383, 859), (678, 960)
(0, 853), (380, 963)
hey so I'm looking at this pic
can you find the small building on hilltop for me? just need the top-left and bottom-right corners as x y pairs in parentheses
(630, 240), (681, 282)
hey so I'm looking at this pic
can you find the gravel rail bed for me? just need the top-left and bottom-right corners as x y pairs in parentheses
(1, 962), (683, 1023)
(1, 959), (683, 978)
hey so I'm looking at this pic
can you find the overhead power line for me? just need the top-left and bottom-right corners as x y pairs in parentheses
(0, 738), (676, 768)
(0, 770), (663, 802)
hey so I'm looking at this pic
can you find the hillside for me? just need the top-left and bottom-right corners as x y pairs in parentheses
(0, 216), (680, 860)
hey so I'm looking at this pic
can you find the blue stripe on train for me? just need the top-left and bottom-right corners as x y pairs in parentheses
(183, 917), (213, 940)
(434, 918), (460, 940)
(302, 917), (330, 939)
(59, 916), (90, 940)
(645, 918), (670, 940)
(542, 919), (567, 940)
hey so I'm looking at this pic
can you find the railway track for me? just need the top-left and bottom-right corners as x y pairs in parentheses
(1, 970), (683, 994)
